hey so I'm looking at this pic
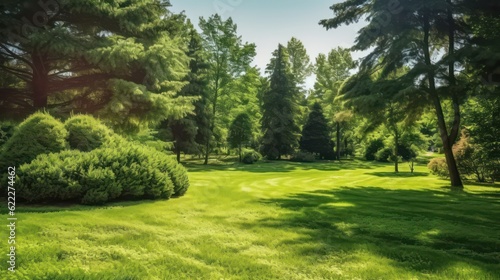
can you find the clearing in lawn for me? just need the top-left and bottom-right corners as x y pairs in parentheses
(1, 160), (499, 279)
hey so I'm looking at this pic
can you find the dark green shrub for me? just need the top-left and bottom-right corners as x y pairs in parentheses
(398, 145), (417, 161)
(0, 112), (68, 170)
(427, 157), (449, 178)
(64, 115), (115, 151)
(17, 143), (189, 204)
(364, 138), (384, 161)
(376, 148), (393, 162)
(0, 121), (16, 148)
(290, 152), (315, 162)
(242, 149), (261, 164)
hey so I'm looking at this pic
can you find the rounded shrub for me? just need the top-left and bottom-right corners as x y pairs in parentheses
(364, 138), (384, 161)
(16, 143), (189, 204)
(242, 149), (262, 164)
(0, 112), (68, 170)
(376, 148), (393, 162)
(64, 115), (115, 151)
(427, 157), (449, 178)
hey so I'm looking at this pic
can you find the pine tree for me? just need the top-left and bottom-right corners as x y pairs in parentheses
(0, 0), (192, 132)
(228, 113), (252, 162)
(320, 0), (482, 188)
(300, 103), (334, 158)
(260, 44), (300, 160)
(166, 21), (210, 162)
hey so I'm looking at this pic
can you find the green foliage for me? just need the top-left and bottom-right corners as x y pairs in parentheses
(17, 143), (189, 204)
(261, 45), (300, 160)
(427, 158), (449, 178)
(290, 151), (316, 162)
(453, 130), (493, 182)
(364, 138), (384, 161)
(242, 149), (261, 164)
(0, 121), (15, 148)
(299, 103), (334, 158)
(167, 22), (211, 161)
(1, 0), (192, 131)
(0, 112), (67, 170)
(398, 145), (417, 162)
(199, 14), (256, 164)
(64, 115), (115, 152)
(228, 113), (253, 161)
(376, 148), (393, 163)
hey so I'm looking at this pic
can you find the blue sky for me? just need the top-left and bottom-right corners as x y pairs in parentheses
(169, 0), (367, 89)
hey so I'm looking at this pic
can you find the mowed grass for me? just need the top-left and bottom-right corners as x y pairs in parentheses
(1, 160), (500, 279)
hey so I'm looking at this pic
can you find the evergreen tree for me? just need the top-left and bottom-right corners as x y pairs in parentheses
(320, 0), (486, 188)
(0, 0), (193, 131)
(260, 44), (300, 160)
(228, 113), (252, 162)
(299, 103), (333, 158)
(167, 21), (210, 162)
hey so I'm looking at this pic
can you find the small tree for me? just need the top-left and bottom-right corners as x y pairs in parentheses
(299, 103), (334, 158)
(228, 113), (253, 162)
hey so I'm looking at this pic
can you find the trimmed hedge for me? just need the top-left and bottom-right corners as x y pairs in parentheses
(64, 115), (115, 151)
(17, 143), (189, 204)
(0, 112), (68, 170)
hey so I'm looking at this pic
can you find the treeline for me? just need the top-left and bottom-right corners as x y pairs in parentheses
(1, 0), (499, 189)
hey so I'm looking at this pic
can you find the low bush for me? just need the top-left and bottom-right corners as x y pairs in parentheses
(427, 157), (449, 178)
(64, 115), (115, 151)
(290, 152), (315, 162)
(365, 138), (384, 161)
(376, 148), (393, 162)
(17, 143), (189, 204)
(0, 112), (68, 170)
(242, 149), (261, 164)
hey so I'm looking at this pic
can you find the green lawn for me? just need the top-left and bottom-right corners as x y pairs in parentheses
(2, 160), (500, 279)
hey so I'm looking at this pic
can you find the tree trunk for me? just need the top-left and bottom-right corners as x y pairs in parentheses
(422, 12), (463, 189)
(32, 51), (49, 109)
(394, 128), (399, 173)
(176, 149), (181, 163)
(238, 144), (242, 162)
(336, 122), (341, 161)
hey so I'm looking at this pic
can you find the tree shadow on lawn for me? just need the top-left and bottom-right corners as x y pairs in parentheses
(0, 198), (168, 214)
(186, 160), (377, 173)
(246, 186), (500, 275)
(365, 171), (429, 177)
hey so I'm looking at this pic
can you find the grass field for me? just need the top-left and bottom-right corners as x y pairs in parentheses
(2, 160), (500, 279)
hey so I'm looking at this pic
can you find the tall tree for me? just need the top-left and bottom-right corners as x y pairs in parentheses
(311, 47), (356, 159)
(299, 102), (334, 158)
(320, 0), (478, 189)
(199, 14), (256, 164)
(167, 21), (210, 162)
(0, 0), (192, 131)
(228, 112), (252, 162)
(260, 44), (300, 160)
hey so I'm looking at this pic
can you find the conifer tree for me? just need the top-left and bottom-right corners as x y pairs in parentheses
(299, 103), (334, 158)
(0, 0), (192, 131)
(166, 21), (210, 162)
(260, 44), (300, 160)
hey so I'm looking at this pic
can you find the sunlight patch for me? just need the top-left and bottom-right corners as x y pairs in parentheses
(325, 202), (355, 208)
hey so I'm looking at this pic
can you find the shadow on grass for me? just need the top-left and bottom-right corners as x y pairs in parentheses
(0, 198), (168, 214)
(186, 160), (377, 173)
(246, 187), (500, 275)
(366, 171), (429, 177)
